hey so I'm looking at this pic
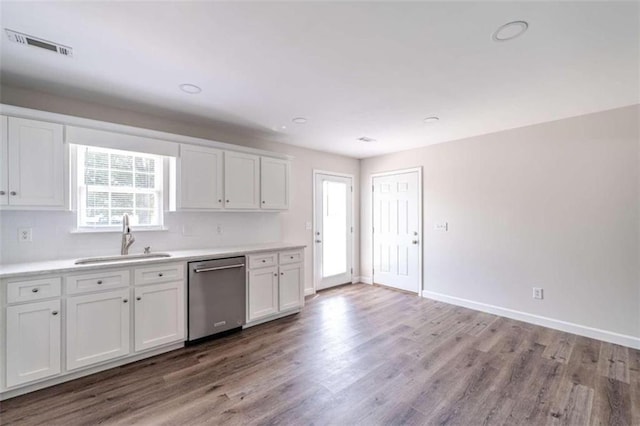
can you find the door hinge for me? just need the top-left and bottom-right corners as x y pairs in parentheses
(351, 186), (353, 192)
(350, 268), (353, 274)
(350, 226), (353, 233)
(372, 185), (374, 192)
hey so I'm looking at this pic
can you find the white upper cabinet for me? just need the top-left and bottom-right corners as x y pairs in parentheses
(0, 116), (8, 206)
(5, 117), (64, 208)
(178, 144), (224, 209)
(260, 157), (290, 210)
(224, 151), (260, 209)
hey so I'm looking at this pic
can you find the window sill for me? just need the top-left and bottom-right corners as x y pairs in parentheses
(70, 226), (170, 234)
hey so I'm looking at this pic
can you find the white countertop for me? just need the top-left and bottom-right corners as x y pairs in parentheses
(0, 243), (306, 279)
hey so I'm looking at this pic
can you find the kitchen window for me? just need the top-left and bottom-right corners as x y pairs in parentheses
(75, 145), (164, 229)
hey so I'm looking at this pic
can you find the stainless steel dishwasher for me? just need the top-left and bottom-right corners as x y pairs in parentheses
(188, 256), (246, 342)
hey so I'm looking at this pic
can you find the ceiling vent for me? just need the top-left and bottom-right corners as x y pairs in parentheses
(357, 136), (377, 143)
(5, 29), (73, 57)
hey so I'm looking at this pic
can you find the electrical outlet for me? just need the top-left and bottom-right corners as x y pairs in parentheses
(533, 287), (544, 300)
(216, 224), (223, 235)
(18, 227), (33, 242)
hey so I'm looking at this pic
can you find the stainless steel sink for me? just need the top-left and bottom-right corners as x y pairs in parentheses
(74, 253), (172, 265)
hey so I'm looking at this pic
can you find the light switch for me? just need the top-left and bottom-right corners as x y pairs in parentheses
(434, 222), (448, 232)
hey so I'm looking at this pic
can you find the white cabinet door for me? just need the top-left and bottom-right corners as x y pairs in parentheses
(66, 289), (130, 370)
(7, 117), (64, 207)
(6, 300), (61, 387)
(179, 144), (224, 210)
(134, 281), (185, 352)
(0, 116), (8, 206)
(248, 266), (278, 321)
(260, 157), (289, 210)
(279, 263), (303, 311)
(224, 151), (259, 209)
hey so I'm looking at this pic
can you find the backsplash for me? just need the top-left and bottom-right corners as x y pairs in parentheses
(0, 210), (281, 264)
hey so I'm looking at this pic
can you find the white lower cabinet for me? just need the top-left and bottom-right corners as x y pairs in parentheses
(66, 289), (130, 371)
(279, 263), (303, 311)
(6, 300), (61, 387)
(134, 281), (185, 352)
(248, 267), (279, 322)
(247, 250), (304, 324)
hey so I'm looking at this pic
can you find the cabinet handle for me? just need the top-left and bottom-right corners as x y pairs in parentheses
(262, 259), (266, 263)
(136, 296), (142, 301)
(32, 288), (39, 293)
(290, 256), (294, 259)
(273, 273), (278, 277)
(226, 200), (230, 203)
(281, 272), (284, 275)
(0, 191), (5, 195)
(52, 311), (58, 316)
(123, 299), (128, 303)
(158, 273), (163, 277)
(97, 280), (103, 284)
(218, 199), (222, 203)
(10, 191), (16, 196)
(262, 201), (266, 204)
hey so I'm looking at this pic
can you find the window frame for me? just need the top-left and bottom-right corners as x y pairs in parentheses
(72, 144), (166, 231)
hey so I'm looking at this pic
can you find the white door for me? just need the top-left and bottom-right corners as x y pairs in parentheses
(0, 116), (8, 206)
(66, 289), (131, 370)
(373, 170), (421, 293)
(134, 281), (185, 351)
(314, 173), (353, 290)
(224, 151), (260, 209)
(7, 117), (64, 207)
(248, 266), (279, 321)
(6, 300), (61, 387)
(279, 263), (303, 311)
(260, 157), (290, 209)
(179, 144), (223, 209)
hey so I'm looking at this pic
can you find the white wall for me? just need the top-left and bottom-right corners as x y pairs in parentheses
(0, 85), (361, 294)
(361, 105), (640, 341)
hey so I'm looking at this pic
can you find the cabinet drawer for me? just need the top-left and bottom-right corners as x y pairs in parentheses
(248, 252), (277, 269)
(279, 250), (303, 265)
(66, 269), (130, 294)
(134, 263), (184, 285)
(7, 277), (62, 304)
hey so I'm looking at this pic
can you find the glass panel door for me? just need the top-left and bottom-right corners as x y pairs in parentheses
(314, 173), (353, 291)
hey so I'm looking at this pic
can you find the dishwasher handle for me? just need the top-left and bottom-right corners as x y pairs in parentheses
(193, 263), (245, 273)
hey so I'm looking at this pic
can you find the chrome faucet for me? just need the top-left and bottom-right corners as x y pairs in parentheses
(121, 213), (135, 255)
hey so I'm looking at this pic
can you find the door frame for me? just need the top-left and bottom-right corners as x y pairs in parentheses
(370, 167), (423, 294)
(312, 170), (355, 294)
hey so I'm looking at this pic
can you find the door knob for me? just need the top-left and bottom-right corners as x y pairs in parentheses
(315, 239), (322, 243)
(412, 240), (419, 244)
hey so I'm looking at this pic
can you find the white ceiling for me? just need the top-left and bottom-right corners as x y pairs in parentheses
(1, 1), (638, 159)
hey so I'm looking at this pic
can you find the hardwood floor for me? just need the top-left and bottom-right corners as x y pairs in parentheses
(1, 283), (638, 425)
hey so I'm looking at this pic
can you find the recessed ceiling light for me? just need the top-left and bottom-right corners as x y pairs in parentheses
(357, 137), (376, 143)
(292, 117), (307, 124)
(179, 83), (202, 94)
(423, 116), (439, 124)
(492, 21), (528, 42)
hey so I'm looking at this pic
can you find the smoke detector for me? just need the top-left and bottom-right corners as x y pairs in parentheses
(5, 29), (73, 57)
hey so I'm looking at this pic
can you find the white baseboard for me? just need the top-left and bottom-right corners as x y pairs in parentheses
(422, 290), (640, 350)
(304, 288), (315, 296)
(357, 276), (373, 284)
